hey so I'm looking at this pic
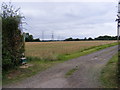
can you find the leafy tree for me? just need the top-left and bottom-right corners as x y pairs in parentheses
(25, 33), (41, 42)
(64, 37), (73, 41)
(88, 37), (93, 40)
(29, 35), (33, 41)
(25, 33), (33, 42)
(1, 2), (24, 71)
(84, 37), (87, 41)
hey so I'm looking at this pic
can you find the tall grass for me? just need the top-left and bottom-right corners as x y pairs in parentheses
(100, 54), (118, 88)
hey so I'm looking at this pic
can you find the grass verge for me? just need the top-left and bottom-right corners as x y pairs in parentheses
(100, 54), (118, 88)
(58, 42), (117, 61)
(3, 42), (117, 85)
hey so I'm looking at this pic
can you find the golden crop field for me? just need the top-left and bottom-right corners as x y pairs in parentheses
(25, 41), (116, 60)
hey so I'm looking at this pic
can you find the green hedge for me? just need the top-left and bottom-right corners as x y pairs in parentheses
(2, 3), (25, 71)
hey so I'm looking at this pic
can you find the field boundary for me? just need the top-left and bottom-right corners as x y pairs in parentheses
(58, 42), (118, 62)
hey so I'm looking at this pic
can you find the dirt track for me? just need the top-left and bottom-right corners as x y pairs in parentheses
(3, 45), (118, 88)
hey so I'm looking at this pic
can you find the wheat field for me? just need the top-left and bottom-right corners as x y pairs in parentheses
(25, 41), (116, 60)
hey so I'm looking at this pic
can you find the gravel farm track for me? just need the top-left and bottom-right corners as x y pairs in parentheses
(3, 45), (118, 88)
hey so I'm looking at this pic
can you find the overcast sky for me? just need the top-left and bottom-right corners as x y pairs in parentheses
(0, 0), (118, 40)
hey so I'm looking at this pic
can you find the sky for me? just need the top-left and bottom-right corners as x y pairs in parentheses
(0, 0), (119, 40)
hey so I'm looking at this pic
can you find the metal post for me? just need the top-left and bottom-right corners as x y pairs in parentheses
(117, 21), (119, 48)
(20, 32), (27, 65)
(23, 32), (26, 43)
(118, 20), (120, 88)
(117, 0), (120, 88)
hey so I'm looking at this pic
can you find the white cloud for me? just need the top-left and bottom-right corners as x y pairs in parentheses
(1, 2), (117, 40)
(21, 2), (117, 40)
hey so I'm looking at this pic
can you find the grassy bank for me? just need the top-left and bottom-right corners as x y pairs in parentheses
(3, 42), (117, 85)
(100, 54), (118, 88)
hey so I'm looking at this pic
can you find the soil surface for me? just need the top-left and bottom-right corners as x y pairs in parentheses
(3, 45), (118, 88)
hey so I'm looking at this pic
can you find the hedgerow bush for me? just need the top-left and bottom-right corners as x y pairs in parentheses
(1, 2), (25, 71)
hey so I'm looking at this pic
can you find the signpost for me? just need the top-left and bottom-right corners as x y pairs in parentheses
(20, 32), (27, 65)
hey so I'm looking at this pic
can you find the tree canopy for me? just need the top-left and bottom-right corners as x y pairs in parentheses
(1, 2), (24, 71)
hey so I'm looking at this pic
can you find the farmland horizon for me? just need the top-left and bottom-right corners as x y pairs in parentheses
(25, 32), (118, 41)
(0, 1), (117, 40)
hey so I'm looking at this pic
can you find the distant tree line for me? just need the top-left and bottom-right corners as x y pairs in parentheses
(64, 35), (119, 41)
(25, 33), (40, 42)
(25, 34), (119, 42)
(94, 36), (118, 40)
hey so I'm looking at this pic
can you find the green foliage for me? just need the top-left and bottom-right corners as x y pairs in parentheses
(25, 33), (40, 42)
(88, 37), (93, 40)
(64, 37), (73, 41)
(95, 35), (118, 40)
(100, 54), (118, 88)
(64, 35), (118, 41)
(1, 2), (25, 71)
(25, 33), (33, 42)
